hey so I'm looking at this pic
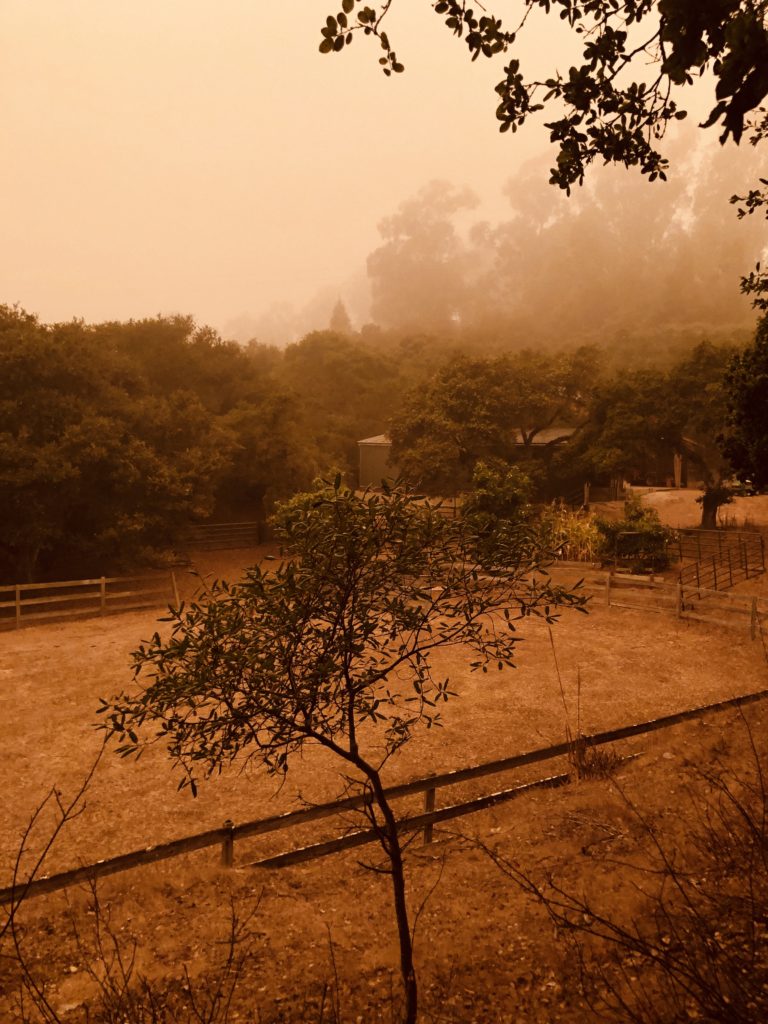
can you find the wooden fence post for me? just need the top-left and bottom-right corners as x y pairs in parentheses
(221, 819), (235, 867)
(711, 555), (718, 591)
(423, 788), (436, 844)
(605, 574), (611, 607)
(14, 585), (21, 629)
(676, 582), (683, 617)
(727, 548), (733, 587)
(695, 561), (701, 598)
(100, 577), (107, 616)
(751, 598), (759, 642)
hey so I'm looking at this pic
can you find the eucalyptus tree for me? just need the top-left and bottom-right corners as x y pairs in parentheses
(100, 478), (585, 1024)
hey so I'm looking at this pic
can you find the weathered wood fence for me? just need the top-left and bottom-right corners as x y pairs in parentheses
(0, 574), (176, 630)
(3, 687), (767, 905)
(603, 574), (765, 640)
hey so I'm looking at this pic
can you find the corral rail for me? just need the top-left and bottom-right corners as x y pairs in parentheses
(0, 574), (178, 631)
(599, 573), (767, 641)
(3, 687), (767, 904)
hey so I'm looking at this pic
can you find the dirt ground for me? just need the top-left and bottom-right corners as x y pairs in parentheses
(640, 486), (768, 531)
(1, 552), (766, 883)
(1, 525), (767, 1022)
(2, 702), (766, 1023)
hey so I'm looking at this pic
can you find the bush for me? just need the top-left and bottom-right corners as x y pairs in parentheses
(483, 712), (768, 1023)
(461, 460), (536, 565)
(596, 494), (673, 572)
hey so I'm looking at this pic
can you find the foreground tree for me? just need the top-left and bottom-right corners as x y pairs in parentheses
(320, 2), (767, 182)
(100, 479), (584, 1024)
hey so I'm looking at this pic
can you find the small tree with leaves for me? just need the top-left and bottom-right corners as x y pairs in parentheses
(100, 479), (584, 1024)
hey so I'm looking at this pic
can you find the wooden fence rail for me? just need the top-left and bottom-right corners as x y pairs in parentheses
(0, 574), (176, 630)
(3, 686), (767, 905)
(603, 574), (766, 639)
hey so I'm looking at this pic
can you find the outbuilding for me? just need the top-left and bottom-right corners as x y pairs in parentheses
(358, 434), (398, 488)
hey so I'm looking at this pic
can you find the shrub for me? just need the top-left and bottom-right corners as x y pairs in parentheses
(596, 494), (673, 572)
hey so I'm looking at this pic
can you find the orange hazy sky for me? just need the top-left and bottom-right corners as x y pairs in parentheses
(0, 1), (748, 337)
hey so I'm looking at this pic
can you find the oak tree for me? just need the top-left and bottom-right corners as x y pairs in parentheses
(721, 313), (768, 489)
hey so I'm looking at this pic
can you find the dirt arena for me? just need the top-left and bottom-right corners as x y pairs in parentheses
(1, 543), (766, 883)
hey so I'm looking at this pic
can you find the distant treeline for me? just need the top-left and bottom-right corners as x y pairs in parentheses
(0, 302), (756, 581)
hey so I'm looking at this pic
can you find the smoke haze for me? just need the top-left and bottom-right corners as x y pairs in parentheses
(2, 1), (765, 343)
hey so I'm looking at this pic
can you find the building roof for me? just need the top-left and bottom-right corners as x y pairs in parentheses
(358, 434), (392, 446)
(358, 428), (577, 448)
(513, 426), (576, 446)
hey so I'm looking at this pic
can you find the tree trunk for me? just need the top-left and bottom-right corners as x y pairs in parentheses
(18, 544), (40, 584)
(365, 767), (418, 1024)
(699, 488), (722, 530)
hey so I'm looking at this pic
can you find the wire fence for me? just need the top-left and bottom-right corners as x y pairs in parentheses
(677, 530), (765, 593)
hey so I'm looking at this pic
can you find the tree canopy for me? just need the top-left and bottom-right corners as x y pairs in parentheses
(0, 307), (314, 580)
(390, 348), (599, 493)
(560, 342), (742, 524)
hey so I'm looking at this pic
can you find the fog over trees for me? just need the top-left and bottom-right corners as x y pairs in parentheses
(362, 139), (765, 350)
(229, 139), (764, 354)
(2, 5), (766, 582)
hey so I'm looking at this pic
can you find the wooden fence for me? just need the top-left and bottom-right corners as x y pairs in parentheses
(3, 686), (767, 905)
(0, 574), (176, 630)
(603, 573), (765, 639)
(183, 521), (262, 550)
